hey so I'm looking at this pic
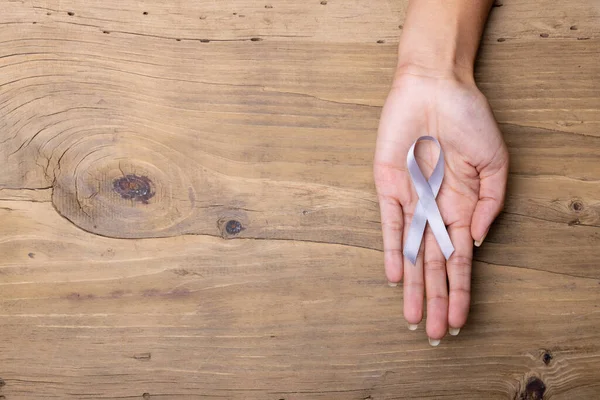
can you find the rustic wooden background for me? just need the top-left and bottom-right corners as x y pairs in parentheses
(1, 0), (599, 399)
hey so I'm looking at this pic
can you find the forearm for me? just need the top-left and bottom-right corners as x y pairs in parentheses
(397, 0), (494, 81)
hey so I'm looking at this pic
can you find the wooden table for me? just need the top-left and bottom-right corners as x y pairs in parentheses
(1, 1), (599, 398)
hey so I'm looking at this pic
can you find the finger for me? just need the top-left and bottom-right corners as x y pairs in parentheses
(447, 224), (474, 333)
(471, 147), (509, 246)
(377, 194), (404, 284)
(423, 226), (449, 342)
(403, 209), (424, 328)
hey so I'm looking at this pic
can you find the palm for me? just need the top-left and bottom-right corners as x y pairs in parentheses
(374, 74), (508, 342)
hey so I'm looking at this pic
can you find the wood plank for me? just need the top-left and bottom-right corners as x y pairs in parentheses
(6, 0), (599, 44)
(0, 202), (599, 399)
(1, 0), (599, 398)
(0, 36), (598, 229)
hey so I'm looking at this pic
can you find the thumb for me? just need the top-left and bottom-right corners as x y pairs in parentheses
(471, 150), (509, 246)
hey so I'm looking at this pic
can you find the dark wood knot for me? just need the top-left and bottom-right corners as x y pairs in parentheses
(521, 377), (546, 400)
(225, 220), (243, 235)
(113, 175), (154, 204)
(570, 199), (584, 212)
(542, 351), (553, 365)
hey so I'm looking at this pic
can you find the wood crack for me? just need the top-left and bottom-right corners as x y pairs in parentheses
(502, 210), (599, 228)
(263, 87), (382, 109)
(0, 199), (50, 203)
(500, 122), (600, 140)
(508, 172), (600, 183)
(55, 20), (272, 43)
(474, 258), (599, 281)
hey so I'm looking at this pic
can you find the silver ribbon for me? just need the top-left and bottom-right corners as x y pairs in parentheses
(403, 136), (454, 265)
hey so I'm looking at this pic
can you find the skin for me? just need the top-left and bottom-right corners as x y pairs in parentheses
(374, 0), (509, 345)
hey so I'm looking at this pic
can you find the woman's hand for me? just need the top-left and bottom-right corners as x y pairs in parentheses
(374, 65), (509, 344)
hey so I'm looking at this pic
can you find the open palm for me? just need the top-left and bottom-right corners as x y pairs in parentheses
(374, 72), (509, 343)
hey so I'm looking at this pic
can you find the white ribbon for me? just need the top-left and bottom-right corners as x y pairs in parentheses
(403, 136), (454, 265)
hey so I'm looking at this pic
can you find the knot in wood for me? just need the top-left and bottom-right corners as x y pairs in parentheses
(521, 377), (546, 400)
(225, 220), (243, 235)
(570, 199), (584, 212)
(113, 175), (154, 204)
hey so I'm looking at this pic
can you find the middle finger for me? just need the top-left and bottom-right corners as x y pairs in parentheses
(424, 226), (449, 345)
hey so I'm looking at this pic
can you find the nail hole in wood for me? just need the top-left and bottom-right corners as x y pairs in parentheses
(133, 352), (152, 361)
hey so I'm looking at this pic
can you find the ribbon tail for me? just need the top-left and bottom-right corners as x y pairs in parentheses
(403, 201), (427, 265)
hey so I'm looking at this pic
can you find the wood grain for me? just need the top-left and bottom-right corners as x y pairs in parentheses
(1, 0), (599, 399)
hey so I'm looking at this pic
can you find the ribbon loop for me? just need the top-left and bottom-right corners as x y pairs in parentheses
(403, 136), (454, 265)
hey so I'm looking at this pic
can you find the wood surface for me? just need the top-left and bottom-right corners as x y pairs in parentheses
(1, 0), (599, 399)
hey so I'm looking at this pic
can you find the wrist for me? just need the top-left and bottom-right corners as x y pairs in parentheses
(394, 58), (474, 85)
(397, 18), (469, 80)
(395, 0), (493, 83)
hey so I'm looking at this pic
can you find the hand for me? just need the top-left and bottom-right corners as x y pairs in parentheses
(374, 66), (509, 343)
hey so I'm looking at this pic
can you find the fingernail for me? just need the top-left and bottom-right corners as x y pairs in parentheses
(408, 323), (418, 331)
(428, 337), (441, 347)
(449, 327), (460, 336)
(388, 281), (398, 287)
(474, 228), (490, 247)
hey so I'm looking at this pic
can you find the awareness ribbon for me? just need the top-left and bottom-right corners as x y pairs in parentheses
(403, 136), (455, 265)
